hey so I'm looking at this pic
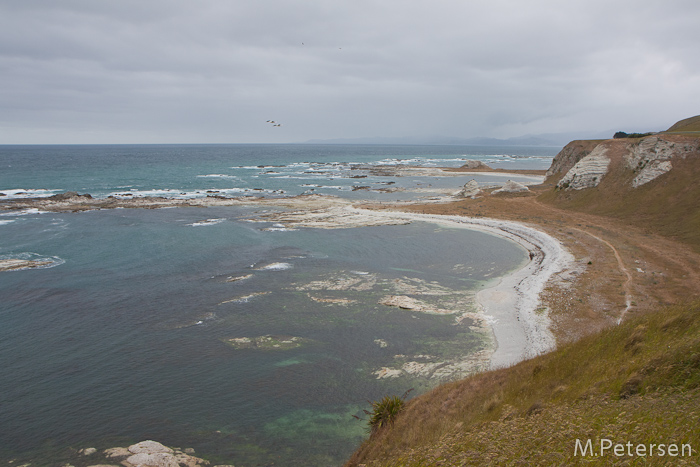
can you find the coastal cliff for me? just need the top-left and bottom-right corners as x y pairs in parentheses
(546, 134), (700, 190)
(544, 138), (603, 180)
(539, 122), (700, 251)
(346, 116), (700, 466)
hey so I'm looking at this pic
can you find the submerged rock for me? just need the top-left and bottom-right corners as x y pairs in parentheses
(373, 349), (491, 381)
(0, 259), (53, 271)
(308, 294), (357, 305)
(374, 338), (389, 348)
(379, 295), (453, 314)
(218, 291), (270, 304)
(222, 335), (313, 350)
(373, 367), (403, 379)
(294, 271), (378, 291)
(225, 273), (253, 282)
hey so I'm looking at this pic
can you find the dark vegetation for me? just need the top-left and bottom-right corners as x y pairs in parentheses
(359, 389), (414, 435)
(613, 131), (656, 139)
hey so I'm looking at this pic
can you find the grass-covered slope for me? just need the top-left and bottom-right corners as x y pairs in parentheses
(665, 115), (700, 134)
(539, 135), (700, 252)
(346, 301), (700, 466)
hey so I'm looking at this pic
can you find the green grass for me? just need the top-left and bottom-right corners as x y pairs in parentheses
(347, 301), (700, 466)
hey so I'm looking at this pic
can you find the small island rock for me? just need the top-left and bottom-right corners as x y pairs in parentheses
(492, 180), (530, 194)
(458, 179), (482, 198)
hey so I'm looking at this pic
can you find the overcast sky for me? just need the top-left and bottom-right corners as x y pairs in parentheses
(1, 0), (698, 144)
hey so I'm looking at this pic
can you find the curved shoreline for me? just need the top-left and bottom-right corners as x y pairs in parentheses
(251, 198), (575, 368)
(346, 208), (575, 369)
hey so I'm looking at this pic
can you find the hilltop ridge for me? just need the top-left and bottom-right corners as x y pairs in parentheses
(665, 114), (700, 133)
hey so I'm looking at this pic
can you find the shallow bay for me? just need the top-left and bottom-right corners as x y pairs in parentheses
(0, 144), (553, 465)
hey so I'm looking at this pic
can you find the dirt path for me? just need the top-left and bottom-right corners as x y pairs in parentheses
(571, 228), (633, 323)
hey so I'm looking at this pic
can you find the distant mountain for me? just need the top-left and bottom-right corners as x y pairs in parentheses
(303, 131), (613, 147)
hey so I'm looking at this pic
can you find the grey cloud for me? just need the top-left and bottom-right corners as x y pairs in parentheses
(1, 0), (698, 143)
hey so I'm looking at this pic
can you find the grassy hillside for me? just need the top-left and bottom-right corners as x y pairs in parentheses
(539, 136), (700, 252)
(665, 115), (700, 134)
(347, 301), (700, 466)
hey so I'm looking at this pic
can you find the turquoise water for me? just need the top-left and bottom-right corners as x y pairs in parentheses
(0, 144), (554, 465)
(0, 143), (555, 200)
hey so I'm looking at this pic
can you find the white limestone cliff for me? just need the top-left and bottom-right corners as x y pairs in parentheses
(556, 146), (610, 190)
(625, 136), (700, 187)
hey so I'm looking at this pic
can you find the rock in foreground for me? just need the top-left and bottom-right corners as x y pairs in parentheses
(96, 440), (233, 467)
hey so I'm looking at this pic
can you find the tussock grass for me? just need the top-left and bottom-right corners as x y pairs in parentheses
(346, 301), (700, 466)
(365, 391), (412, 435)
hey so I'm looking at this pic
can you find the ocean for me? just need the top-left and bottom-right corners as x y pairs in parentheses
(0, 144), (558, 466)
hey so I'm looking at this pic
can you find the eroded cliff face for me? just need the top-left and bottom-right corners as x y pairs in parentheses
(625, 136), (700, 188)
(545, 139), (603, 181)
(555, 145), (610, 190)
(548, 135), (700, 191)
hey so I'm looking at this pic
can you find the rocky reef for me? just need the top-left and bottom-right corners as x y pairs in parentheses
(67, 439), (231, 467)
(0, 259), (53, 271)
(221, 335), (314, 350)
